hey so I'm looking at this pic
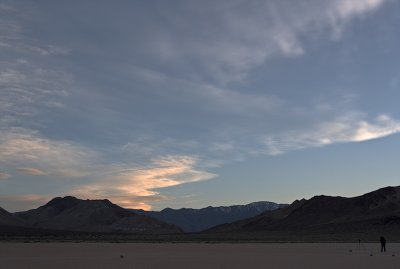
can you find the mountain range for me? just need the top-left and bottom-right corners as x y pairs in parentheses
(11, 196), (182, 234)
(1, 186), (399, 239)
(206, 186), (400, 239)
(130, 201), (287, 232)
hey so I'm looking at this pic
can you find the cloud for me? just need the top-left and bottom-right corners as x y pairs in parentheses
(0, 3), (71, 126)
(351, 115), (400, 141)
(72, 155), (217, 210)
(0, 0), (394, 212)
(0, 65), (70, 126)
(334, 0), (386, 19)
(132, 0), (388, 84)
(0, 128), (217, 210)
(0, 2), (68, 57)
(0, 128), (98, 178)
(129, 67), (283, 116)
(0, 171), (10, 180)
(16, 167), (47, 176)
(264, 114), (400, 155)
(327, 0), (387, 37)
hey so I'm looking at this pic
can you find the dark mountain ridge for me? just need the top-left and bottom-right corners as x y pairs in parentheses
(130, 201), (287, 232)
(206, 186), (400, 235)
(2, 186), (400, 239)
(0, 206), (26, 227)
(14, 196), (182, 234)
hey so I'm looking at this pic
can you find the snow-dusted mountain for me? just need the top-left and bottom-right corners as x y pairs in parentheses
(206, 186), (400, 237)
(130, 201), (287, 232)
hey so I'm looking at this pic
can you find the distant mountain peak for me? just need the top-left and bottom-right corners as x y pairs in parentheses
(131, 201), (287, 232)
(44, 196), (117, 209)
(47, 196), (79, 204)
(43, 196), (81, 211)
(13, 196), (182, 234)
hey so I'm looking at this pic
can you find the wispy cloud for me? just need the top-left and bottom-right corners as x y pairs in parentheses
(0, 65), (70, 126)
(0, 128), (216, 210)
(328, 0), (387, 37)
(264, 114), (400, 155)
(134, 0), (388, 84)
(333, 0), (386, 20)
(0, 128), (98, 178)
(0, 171), (10, 180)
(0, 0), (396, 212)
(16, 167), (47, 176)
(72, 155), (217, 210)
(0, 3), (71, 126)
(0, 2), (68, 57)
(128, 66), (283, 116)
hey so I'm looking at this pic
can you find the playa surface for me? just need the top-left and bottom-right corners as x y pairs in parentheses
(0, 242), (399, 269)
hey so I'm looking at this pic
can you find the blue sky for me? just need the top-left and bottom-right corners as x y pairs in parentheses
(1, 0), (400, 211)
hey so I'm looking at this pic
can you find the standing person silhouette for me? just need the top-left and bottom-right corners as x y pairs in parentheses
(380, 236), (386, 252)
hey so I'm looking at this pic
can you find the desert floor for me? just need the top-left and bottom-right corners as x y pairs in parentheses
(0, 242), (399, 269)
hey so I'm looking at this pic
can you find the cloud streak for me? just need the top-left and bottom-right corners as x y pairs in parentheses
(0, 128), (216, 210)
(334, 0), (386, 19)
(0, 3), (70, 127)
(72, 155), (217, 210)
(0, 172), (10, 180)
(264, 114), (400, 155)
(16, 167), (47, 176)
(0, 128), (98, 178)
(134, 0), (389, 84)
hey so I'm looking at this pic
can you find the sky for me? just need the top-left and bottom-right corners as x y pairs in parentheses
(1, 0), (400, 212)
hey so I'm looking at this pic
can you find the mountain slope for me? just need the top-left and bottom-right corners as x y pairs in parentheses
(0, 206), (26, 227)
(16, 196), (182, 234)
(206, 186), (400, 234)
(131, 201), (287, 232)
